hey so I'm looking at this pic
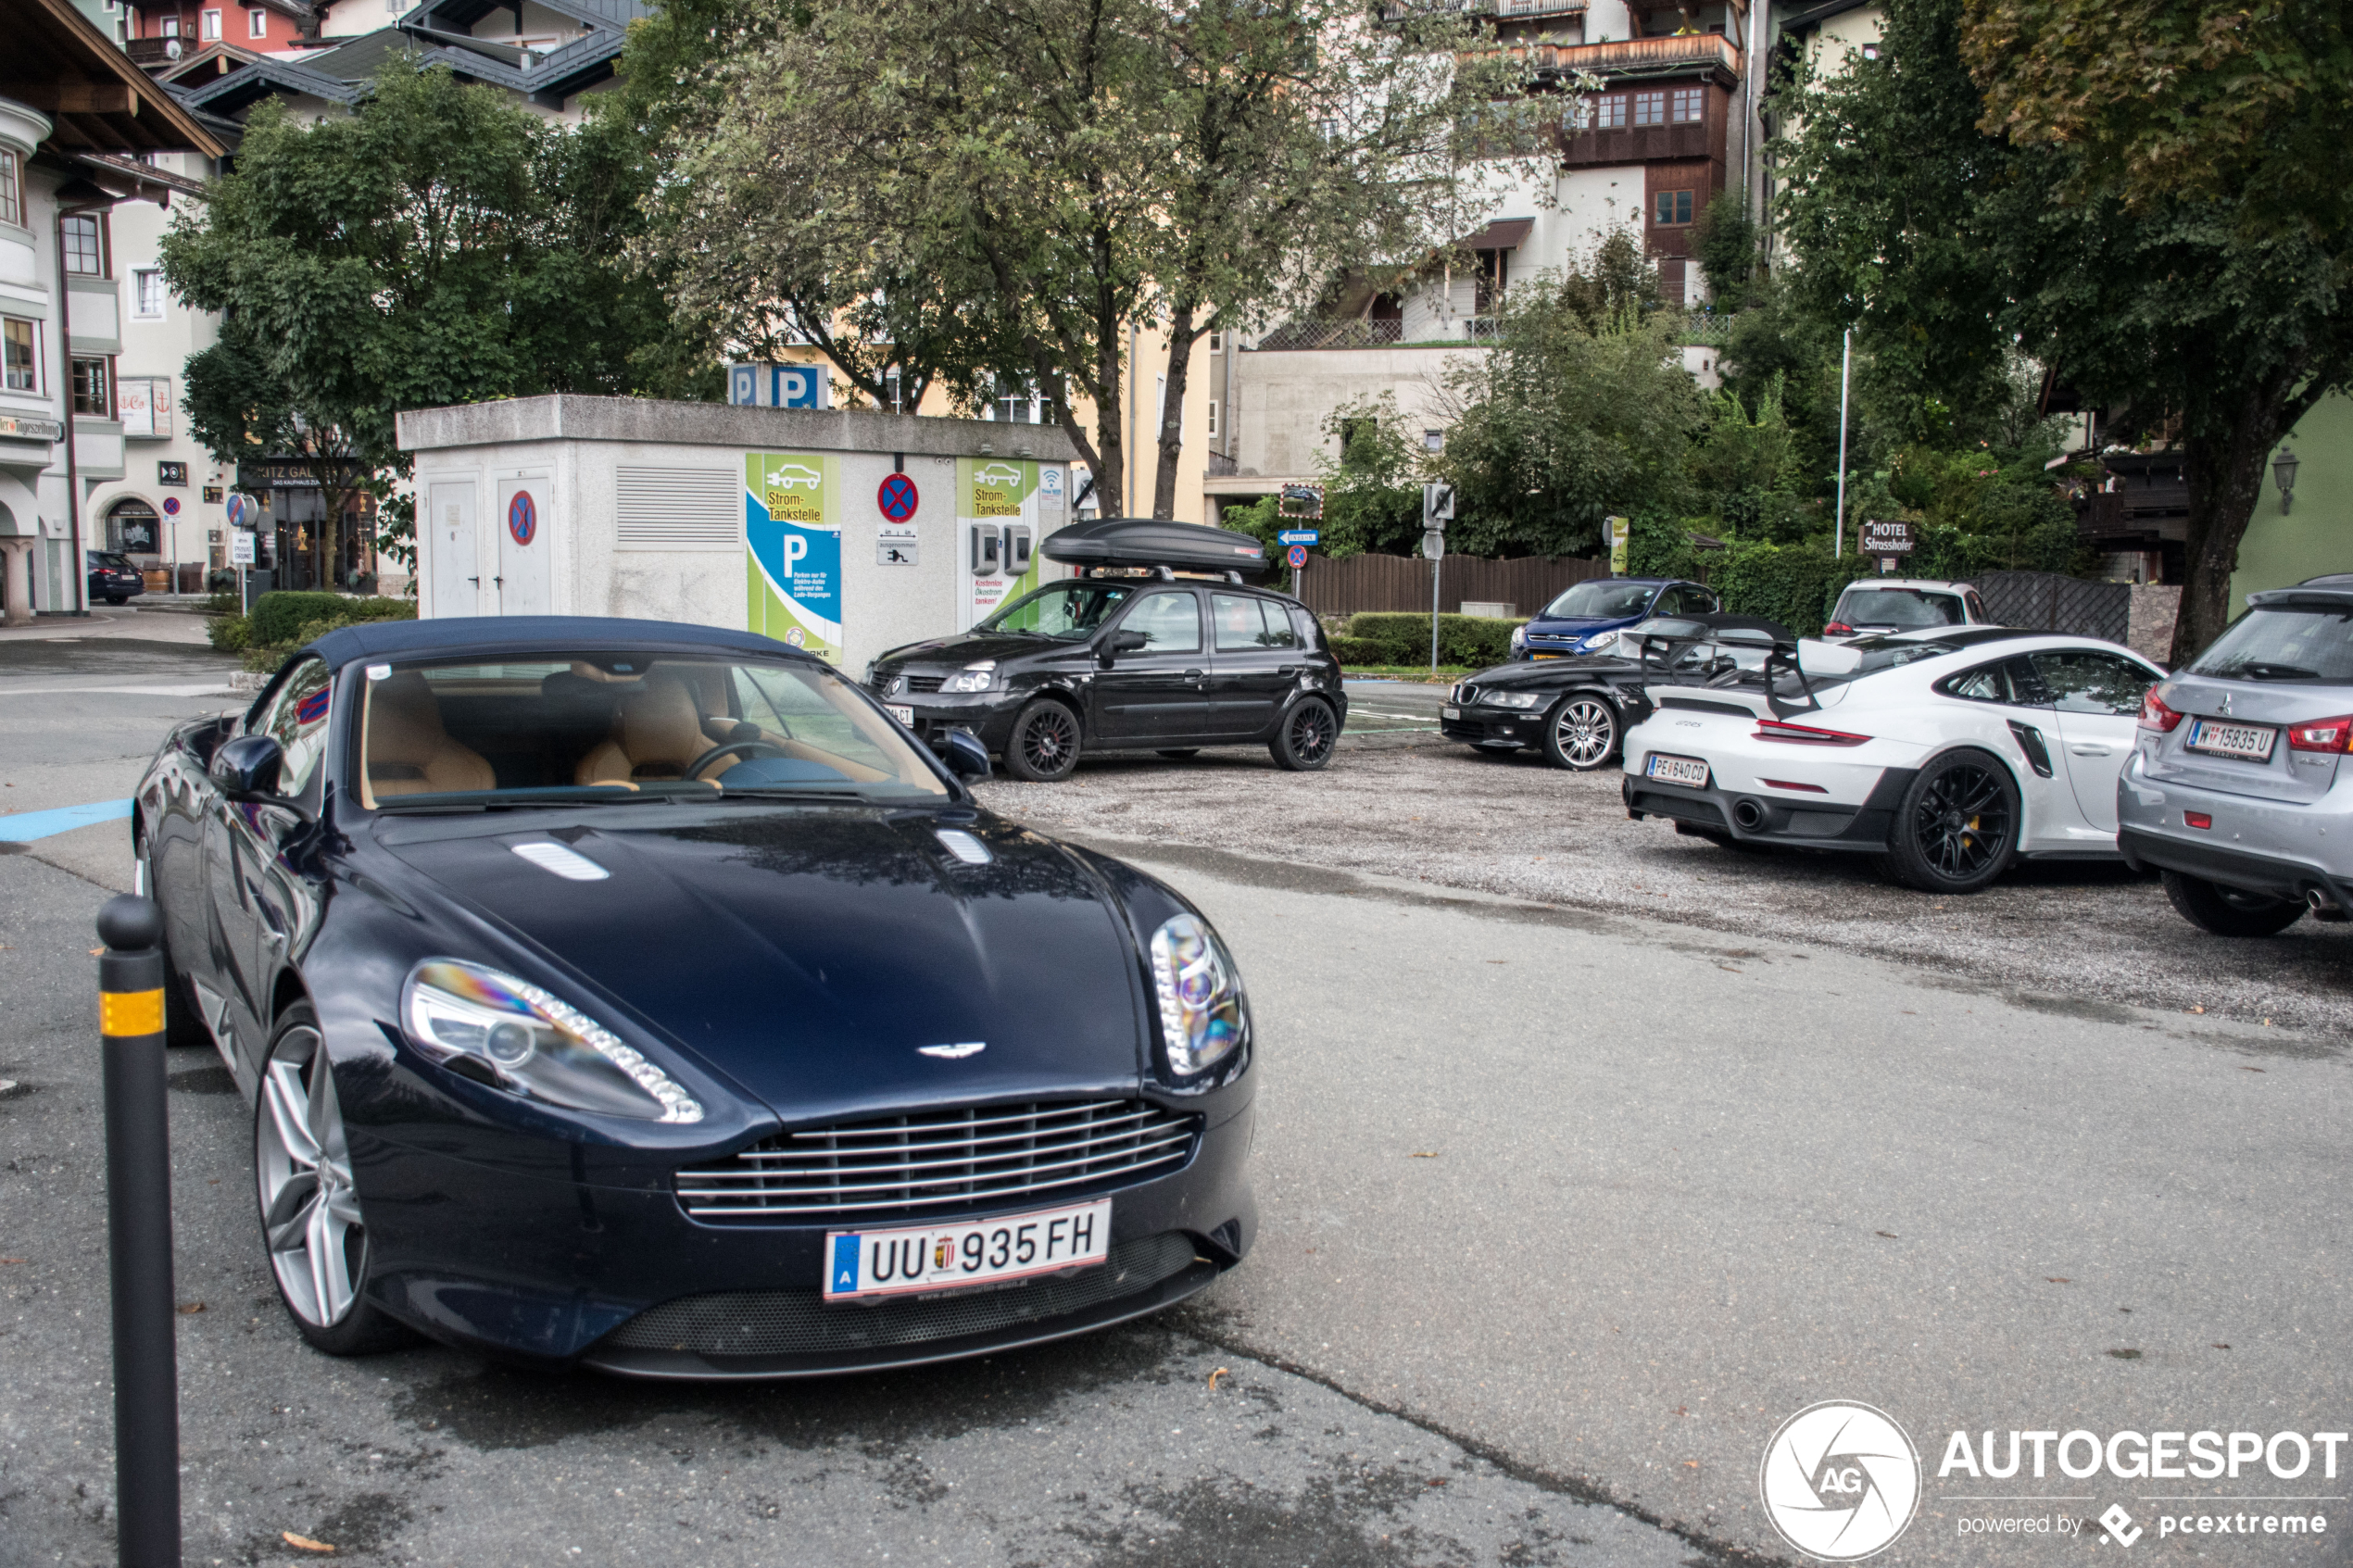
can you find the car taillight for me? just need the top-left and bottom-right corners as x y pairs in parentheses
(1754, 719), (1872, 746)
(1822, 621), (1855, 636)
(2139, 687), (2184, 733)
(2286, 714), (2353, 753)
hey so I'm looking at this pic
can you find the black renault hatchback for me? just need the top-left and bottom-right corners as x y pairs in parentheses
(866, 520), (1347, 781)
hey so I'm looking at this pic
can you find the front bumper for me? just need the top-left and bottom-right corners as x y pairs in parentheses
(1441, 707), (1541, 747)
(880, 691), (1026, 751)
(350, 1099), (1255, 1375)
(1623, 766), (1917, 852)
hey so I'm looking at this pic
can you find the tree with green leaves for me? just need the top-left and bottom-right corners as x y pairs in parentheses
(162, 63), (710, 576)
(1435, 266), (1700, 557)
(1776, 0), (2353, 660)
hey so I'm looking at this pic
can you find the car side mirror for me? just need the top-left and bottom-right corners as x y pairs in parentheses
(936, 728), (991, 781)
(209, 734), (285, 798)
(1101, 630), (1150, 664)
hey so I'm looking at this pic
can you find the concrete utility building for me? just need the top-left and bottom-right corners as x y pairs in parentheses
(396, 395), (1081, 676)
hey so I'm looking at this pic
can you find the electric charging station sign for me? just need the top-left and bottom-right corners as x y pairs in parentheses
(746, 451), (842, 661)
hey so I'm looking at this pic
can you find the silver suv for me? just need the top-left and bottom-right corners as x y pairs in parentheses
(2119, 575), (2353, 935)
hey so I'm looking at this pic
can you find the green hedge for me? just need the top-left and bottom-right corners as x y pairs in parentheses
(1709, 544), (1877, 638)
(1342, 613), (1525, 667)
(246, 592), (414, 646)
(1326, 634), (1384, 665)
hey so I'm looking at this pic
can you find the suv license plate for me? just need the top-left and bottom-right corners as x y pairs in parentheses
(824, 1198), (1111, 1301)
(1647, 753), (1710, 787)
(2187, 719), (2275, 761)
(887, 704), (915, 726)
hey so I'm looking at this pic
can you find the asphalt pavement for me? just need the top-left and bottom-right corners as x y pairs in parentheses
(2, 635), (2347, 1568)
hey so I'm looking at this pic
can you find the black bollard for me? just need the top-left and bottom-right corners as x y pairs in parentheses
(95, 895), (182, 1568)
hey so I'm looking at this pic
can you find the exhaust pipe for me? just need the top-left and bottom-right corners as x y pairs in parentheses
(1730, 798), (1766, 832)
(2305, 886), (2348, 922)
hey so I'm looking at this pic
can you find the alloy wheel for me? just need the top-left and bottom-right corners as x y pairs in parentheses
(1286, 701), (1336, 764)
(1552, 698), (1617, 768)
(1020, 705), (1079, 775)
(256, 1023), (365, 1328)
(1911, 760), (2012, 880)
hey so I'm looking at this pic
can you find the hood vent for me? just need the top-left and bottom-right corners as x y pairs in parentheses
(511, 841), (610, 882)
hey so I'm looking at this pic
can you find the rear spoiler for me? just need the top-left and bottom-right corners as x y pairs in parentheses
(1629, 624), (1827, 719)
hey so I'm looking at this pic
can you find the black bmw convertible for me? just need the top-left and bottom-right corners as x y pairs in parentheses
(133, 616), (1255, 1377)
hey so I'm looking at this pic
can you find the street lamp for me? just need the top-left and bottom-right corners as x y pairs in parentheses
(2273, 445), (2300, 515)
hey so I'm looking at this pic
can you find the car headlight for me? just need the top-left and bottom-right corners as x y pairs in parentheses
(942, 663), (997, 694)
(1579, 631), (1616, 649)
(1488, 690), (1544, 709)
(1149, 914), (1249, 1082)
(401, 959), (703, 1123)
(1509, 625), (1527, 651)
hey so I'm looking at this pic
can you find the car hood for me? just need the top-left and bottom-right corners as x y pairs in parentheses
(1525, 616), (1635, 636)
(872, 632), (1076, 671)
(375, 809), (1149, 1124)
(1466, 657), (1634, 687)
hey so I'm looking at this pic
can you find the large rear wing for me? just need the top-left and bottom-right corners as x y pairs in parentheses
(1629, 616), (1843, 720)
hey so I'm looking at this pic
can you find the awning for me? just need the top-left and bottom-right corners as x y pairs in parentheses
(1456, 217), (1534, 252)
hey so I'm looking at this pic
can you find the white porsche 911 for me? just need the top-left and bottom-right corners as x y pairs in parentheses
(1620, 627), (2165, 893)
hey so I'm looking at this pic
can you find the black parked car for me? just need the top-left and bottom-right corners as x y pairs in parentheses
(88, 549), (145, 605)
(866, 519), (1347, 781)
(1441, 613), (1795, 770)
(133, 615), (1256, 1376)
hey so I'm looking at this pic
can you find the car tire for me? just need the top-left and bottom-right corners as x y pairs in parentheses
(1270, 697), (1339, 771)
(1156, 749), (1201, 759)
(2160, 871), (2309, 937)
(1876, 747), (2020, 894)
(254, 1004), (417, 1357)
(1003, 698), (1082, 782)
(1541, 695), (1619, 771)
(104, 595), (127, 606)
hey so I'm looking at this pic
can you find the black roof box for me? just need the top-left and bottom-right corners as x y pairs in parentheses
(1042, 517), (1272, 578)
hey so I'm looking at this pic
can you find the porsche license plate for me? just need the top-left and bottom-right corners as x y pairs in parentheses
(887, 704), (915, 726)
(2187, 719), (2274, 761)
(824, 1198), (1111, 1301)
(1646, 753), (1710, 787)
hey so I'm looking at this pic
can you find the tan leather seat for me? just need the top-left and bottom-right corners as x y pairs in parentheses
(574, 672), (734, 785)
(364, 672), (497, 799)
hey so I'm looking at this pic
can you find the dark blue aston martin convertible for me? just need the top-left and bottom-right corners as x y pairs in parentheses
(133, 616), (1255, 1377)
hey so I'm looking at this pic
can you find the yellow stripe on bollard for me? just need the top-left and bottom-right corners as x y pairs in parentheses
(100, 989), (167, 1038)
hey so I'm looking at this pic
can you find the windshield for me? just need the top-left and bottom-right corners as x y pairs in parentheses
(92, 552), (132, 569)
(360, 653), (950, 809)
(977, 581), (1136, 641)
(1542, 580), (1657, 620)
(1836, 587), (1964, 628)
(2187, 605), (2353, 683)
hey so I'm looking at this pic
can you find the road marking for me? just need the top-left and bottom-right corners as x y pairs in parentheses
(1351, 709), (1442, 723)
(0, 799), (134, 842)
(0, 683), (236, 697)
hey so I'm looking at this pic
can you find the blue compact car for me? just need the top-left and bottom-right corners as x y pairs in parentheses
(132, 616), (1254, 1377)
(1512, 578), (1718, 660)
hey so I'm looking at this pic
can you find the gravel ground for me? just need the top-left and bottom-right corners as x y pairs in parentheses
(975, 736), (2353, 1035)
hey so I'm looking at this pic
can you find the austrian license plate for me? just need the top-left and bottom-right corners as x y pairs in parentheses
(824, 1198), (1111, 1301)
(887, 704), (915, 726)
(1530, 653), (1563, 660)
(1646, 752), (1710, 787)
(1441, 706), (1461, 721)
(2187, 719), (2275, 761)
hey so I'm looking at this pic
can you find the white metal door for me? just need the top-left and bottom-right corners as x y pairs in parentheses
(495, 476), (550, 616)
(427, 481), (479, 617)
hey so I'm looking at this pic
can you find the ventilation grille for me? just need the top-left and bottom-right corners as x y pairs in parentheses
(599, 1233), (1202, 1359)
(615, 467), (738, 550)
(675, 1099), (1201, 1223)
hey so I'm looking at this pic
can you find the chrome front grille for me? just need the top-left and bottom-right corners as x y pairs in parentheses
(674, 1099), (1202, 1223)
(1455, 684), (1478, 706)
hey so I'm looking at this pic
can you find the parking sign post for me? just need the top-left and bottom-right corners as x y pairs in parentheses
(95, 895), (182, 1568)
(1423, 484), (1453, 672)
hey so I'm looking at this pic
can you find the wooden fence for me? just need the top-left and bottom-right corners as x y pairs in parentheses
(1290, 551), (1608, 618)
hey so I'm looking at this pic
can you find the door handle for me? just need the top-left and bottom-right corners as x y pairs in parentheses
(1278, 664), (1303, 675)
(1185, 669), (1203, 680)
(2070, 743), (2114, 756)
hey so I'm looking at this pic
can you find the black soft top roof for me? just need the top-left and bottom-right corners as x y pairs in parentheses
(1042, 518), (1271, 577)
(308, 615), (812, 668)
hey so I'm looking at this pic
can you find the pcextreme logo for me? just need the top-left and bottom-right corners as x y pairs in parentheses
(1760, 1401), (1923, 1561)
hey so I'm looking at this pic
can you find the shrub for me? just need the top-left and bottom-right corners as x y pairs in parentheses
(206, 614), (251, 653)
(1709, 542), (1877, 636)
(245, 591), (414, 646)
(1343, 613), (1525, 668)
(1325, 634), (1384, 666)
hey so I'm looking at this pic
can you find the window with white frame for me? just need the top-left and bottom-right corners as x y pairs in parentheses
(250, 6), (268, 36)
(62, 213), (107, 277)
(1205, 399), (1219, 437)
(1208, 332), (1222, 353)
(0, 148), (19, 228)
(201, 8), (221, 39)
(3, 319), (37, 393)
(160, 14), (179, 34)
(1670, 87), (1704, 124)
(1424, 429), (1444, 453)
(132, 270), (167, 320)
